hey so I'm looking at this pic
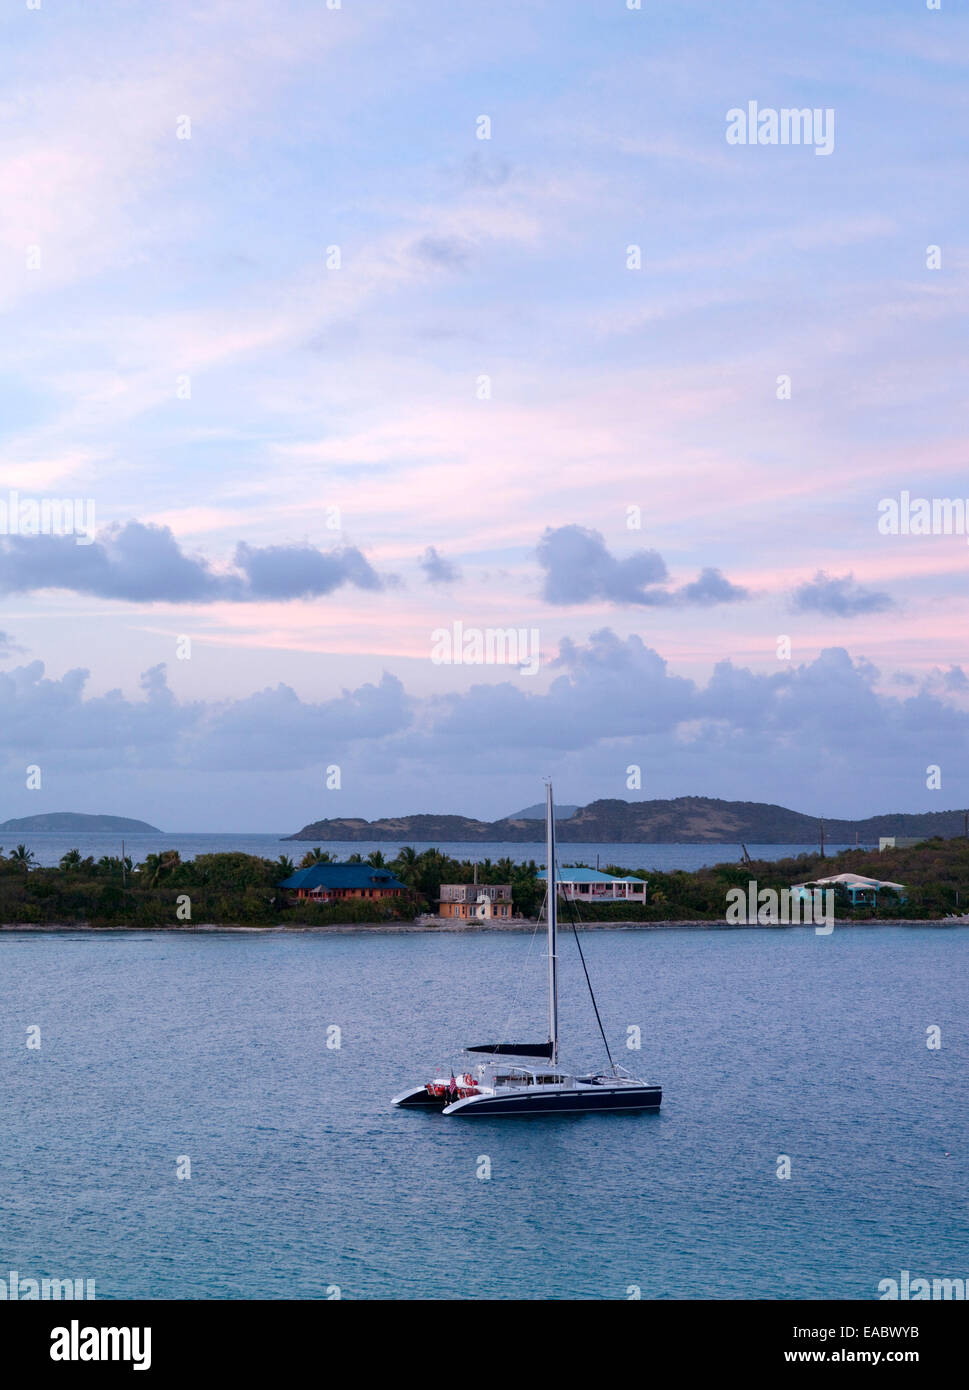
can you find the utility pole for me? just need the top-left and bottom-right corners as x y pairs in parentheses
(121, 839), (126, 888)
(819, 819), (826, 860)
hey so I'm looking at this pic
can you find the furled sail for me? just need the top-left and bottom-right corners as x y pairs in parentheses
(465, 1042), (554, 1058)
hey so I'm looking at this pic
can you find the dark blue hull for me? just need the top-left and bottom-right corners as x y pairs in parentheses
(443, 1085), (662, 1116)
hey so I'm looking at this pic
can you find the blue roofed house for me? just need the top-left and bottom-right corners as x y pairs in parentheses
(537, 866), (647, 902)
(278, 863), (406, 903)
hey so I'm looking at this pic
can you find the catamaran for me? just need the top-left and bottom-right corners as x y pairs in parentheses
(392, 783), (662, 1117)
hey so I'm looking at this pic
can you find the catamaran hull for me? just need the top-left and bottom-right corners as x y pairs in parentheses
(441, 1085), (662, 1116)
(391, 1085), (450, 1109)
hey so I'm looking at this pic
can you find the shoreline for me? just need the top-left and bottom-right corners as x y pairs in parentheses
(1, 918), (964, 935)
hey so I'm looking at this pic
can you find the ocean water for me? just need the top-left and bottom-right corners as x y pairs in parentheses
(1, 926), (966, 1300)
(3, 831), (856, 872)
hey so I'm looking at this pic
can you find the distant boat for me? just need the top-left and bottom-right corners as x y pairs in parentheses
(392, 783), (662, 1116)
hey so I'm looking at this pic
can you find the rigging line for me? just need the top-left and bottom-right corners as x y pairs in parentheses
(558, 866), (617, 1075)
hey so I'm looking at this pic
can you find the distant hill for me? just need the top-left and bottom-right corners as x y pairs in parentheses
(507, 802), (579, 820)
(0, 812), (161, 833)
(284, 814), (539, 843)
(284, 797), (969, 844)
(558, 798), (969, 844)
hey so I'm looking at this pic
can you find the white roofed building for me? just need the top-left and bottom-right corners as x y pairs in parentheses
(537, 867), (647, 901)
(791, 872), (906, 906)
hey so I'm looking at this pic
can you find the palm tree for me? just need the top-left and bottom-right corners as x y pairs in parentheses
(366, 850), (386, 867)
(274, 855), (295, 877)
(138, 850), (181, 888)
(97, 855), (132, 881)
(390, 844), (419, 887)
(347, 852), (363, 864)
(159, 849), (181, 877)
(299, 848), (333, 868)
(9, 844), (36, 871)
(137, 854), (162, 885)
(60, 848), (83, 871)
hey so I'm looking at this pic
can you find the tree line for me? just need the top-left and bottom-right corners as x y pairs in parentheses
(0, 837), (963, 927)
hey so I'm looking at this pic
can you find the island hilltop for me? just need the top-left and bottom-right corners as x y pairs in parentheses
(284, 797), (969, 845)
(0, 813), (162, 833)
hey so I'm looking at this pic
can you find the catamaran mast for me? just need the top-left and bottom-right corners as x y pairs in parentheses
(546, 782), (559, 1065)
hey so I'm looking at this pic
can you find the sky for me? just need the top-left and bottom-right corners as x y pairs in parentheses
(0, 0), (967, 830)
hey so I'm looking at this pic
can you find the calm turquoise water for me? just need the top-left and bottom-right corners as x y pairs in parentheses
(1, 926), (965, 1300)
(4, 831), (856, 872)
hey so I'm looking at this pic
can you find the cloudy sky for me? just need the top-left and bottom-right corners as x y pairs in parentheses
(0, 0), (967, 830)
